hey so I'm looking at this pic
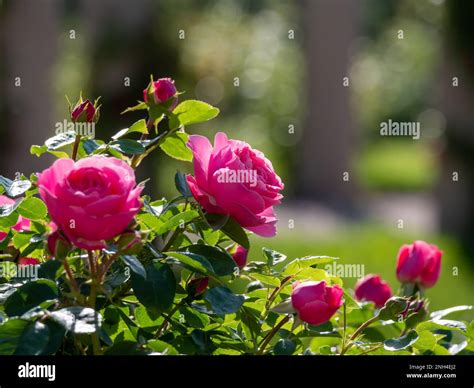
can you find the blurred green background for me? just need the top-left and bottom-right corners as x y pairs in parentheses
(1, 0), (473, 309)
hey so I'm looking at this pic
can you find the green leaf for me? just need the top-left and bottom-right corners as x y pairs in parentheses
(220, 217), (250, 249)
(0, 319), (29, 355)
(17, 197), (47, 221)
(413, 330), (438, 351)
(49, 307), (102, 334)
(204, 286), (244, 315)
(112, 119), (148, 140)
(250, 273), (280, 287)
(343, 290), (361, 311)
(38, 260), (63, 281)
(159, 131), (193, 161)
(384, 330), (419, 351)
(0, 176), (31, 198)
(120, 255), (146, 278)
(416, 319), (466, 333)
(121, 101), (148, 114)
(262, 248), (287, 267)
(131, 262), (176, 314)
(4, 279), (58, 317)
(44, 131), (77, 150)
(274, 338), (296, 355)
(175, 171), (193, 198)
(155, 210), (199, 234)
(0, 199), (21, 218)
(177, 244), (237, 276)
(170, 100), (219, 129)
(430, 305), (474, 320)
(110, 139), (145, 155)
(165, 252), (215, 277)
(14, 321), (50, 355)
(147, 340), (178, 355)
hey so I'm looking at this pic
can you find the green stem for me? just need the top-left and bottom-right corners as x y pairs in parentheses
(257, 315), (291, 355)
(71, 134), (81, 161)
(131, 118), (154, 168)
(340, 315), (379, 355)
(155, 300), (186, 338)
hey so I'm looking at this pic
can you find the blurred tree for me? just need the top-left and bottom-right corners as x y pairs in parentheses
(295, 0), (359, 213)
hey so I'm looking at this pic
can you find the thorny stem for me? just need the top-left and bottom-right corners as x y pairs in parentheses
(340, 315), (380, 355)
(257, 315), (291, 355)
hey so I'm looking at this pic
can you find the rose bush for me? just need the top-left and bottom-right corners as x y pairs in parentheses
(0, 76), (472, 356)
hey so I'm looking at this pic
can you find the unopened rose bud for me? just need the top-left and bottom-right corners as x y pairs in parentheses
(18, 257), (40, 266)
(47, 231), (72, 260)
(117, 231), (143, 255)
(378, 296), (409, 321)
(143, 77), (178, 110)
(355, 274), (392, 308)
(187, 277), (209, 297)
(228, 244), (248, 269)
(71, 97), (100, 123)
(404, 300), (429, 329)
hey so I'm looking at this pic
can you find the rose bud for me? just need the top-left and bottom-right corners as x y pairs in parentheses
(18, 257), (40, 266)
(117, 231), (143, 255)
(378, 296), (409, 321)
(396, 240), (442, 288)
(70, 97), (99, 123)
(404, 300), (429, 329)
(38, 156), (142, 250)
(291, 281), (343, 326)
(0, 195), (30, 242)
(47, 231), (72, 260)
(186, 133), (284, 237)
(355, 274), (392, 308)
(187, 277), (209, 297)
(143, 77), (178, 110)
(228, 244), (248, 269)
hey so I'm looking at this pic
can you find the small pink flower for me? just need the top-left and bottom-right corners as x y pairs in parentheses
(231, 245), (248, 269)
(188, 277), (209, 296)
(143, 78), (178, 109)
(355, 274), (392, 308)
(186, 132), (284, 237)
(396, 240), (442, 288)
(291, 281), (343, 326)
(38, 156), (142, 250)
(0, 195), (30, 241)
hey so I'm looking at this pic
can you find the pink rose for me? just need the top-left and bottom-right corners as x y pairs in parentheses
(71, 99), (97, 122)
(0, 195), (30, 241)
(396, 240), (442, 288)
(38, 156), (142, 250)
(186, 132), (284, 237)
(230, 245), (248, 269)
(291, 281), (343, 326)
(355, 274), (392, 308)
(143, 78), (178, 109)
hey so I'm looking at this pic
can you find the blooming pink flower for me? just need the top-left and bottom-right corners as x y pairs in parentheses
(38, 156), (142, 250)
(186, 132), (284, 237)
(291, 281), (343, 326)
(396, 240), (442, 288)
(71, 99), (97, 122)
(231, 245), (248, 268)
(355, 274), (392, 308)
(0, 195), (30, 241)
(143, 78), (178, 109)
